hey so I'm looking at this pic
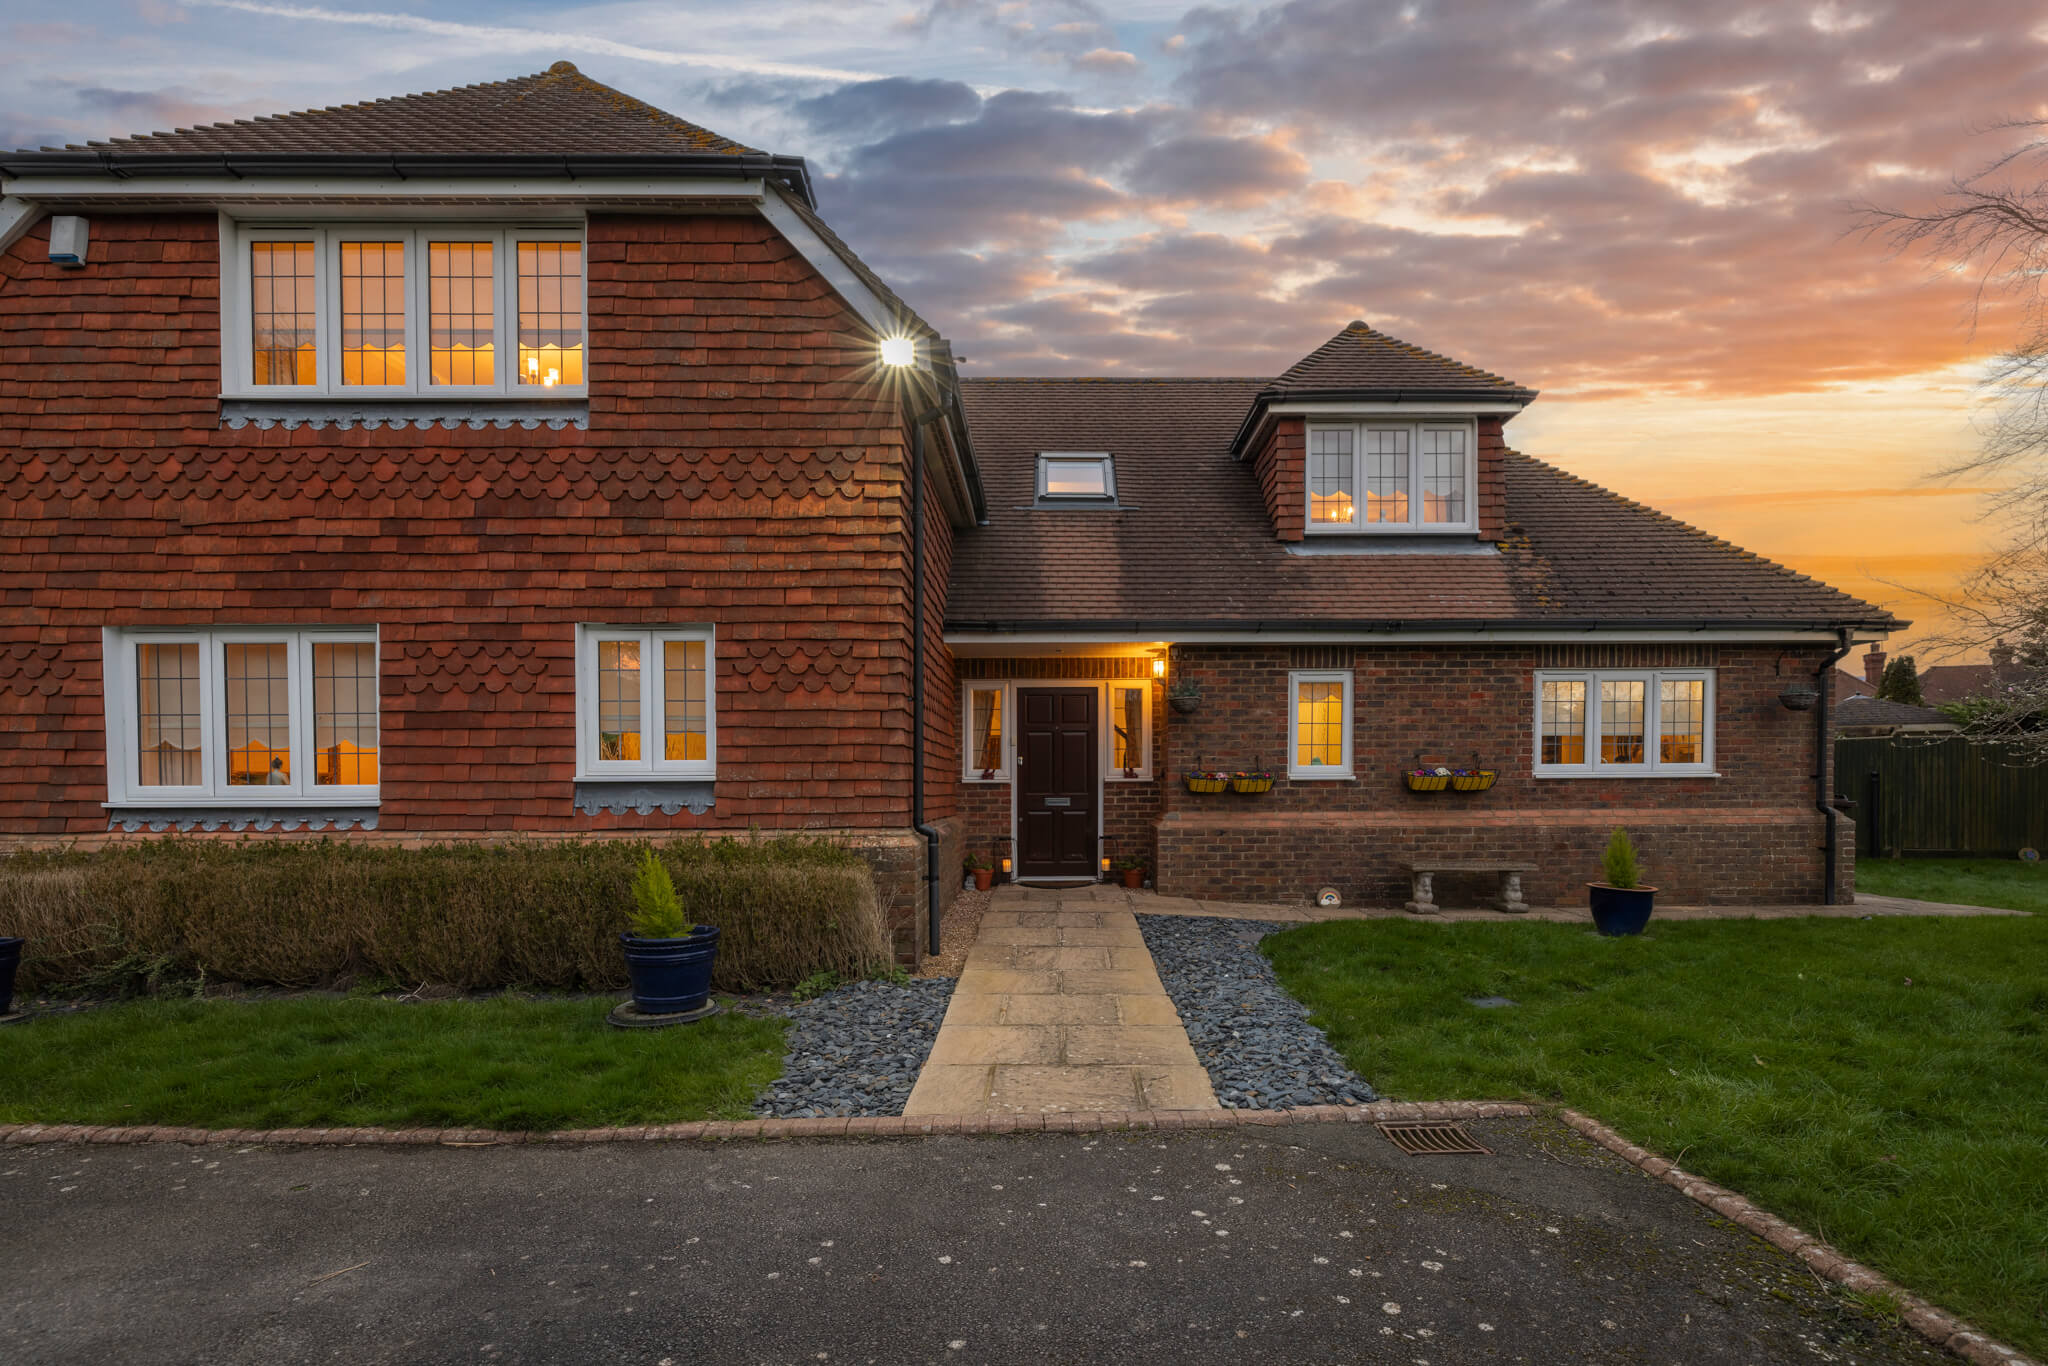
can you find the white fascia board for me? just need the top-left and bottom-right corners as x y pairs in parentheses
(756, 186), (903, 348)
(946, 628), (1869, 647)
(1, 175), (765, 204)
(1268, 400), (1527, 415)
(0, 196), (45, 257)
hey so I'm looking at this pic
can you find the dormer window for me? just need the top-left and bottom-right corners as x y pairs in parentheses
(1305, 420), (1474, 533)
(1036, 452), (1116, 504)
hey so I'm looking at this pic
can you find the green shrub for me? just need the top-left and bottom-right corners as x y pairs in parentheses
(627, 850), (690, 939)
(0, 836), (890, 996)
(1601, 828), (1642, 889)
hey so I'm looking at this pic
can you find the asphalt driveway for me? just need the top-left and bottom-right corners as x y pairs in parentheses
(2, 1116), (1946, 1365)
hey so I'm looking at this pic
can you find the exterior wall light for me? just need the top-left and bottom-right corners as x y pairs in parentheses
(1150, 656), (1166, 679)
(879, 335), (916, 367)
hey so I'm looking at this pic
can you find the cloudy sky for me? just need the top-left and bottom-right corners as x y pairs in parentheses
(8, 0), (2046, 655)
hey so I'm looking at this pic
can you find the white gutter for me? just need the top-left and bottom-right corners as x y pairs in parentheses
(947, 628), (1890, 647)
(0, 196), (45, 257)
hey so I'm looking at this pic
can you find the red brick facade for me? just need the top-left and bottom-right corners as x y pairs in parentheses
(0, 209), (965, 950)
(1155, 642), (1847, 906)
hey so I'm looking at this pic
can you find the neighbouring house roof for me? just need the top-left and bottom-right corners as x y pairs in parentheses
(0, 62), (814, 203)
(948, 377), (1902, 633)
(1918, 662), (2029, 705)
(1265, 321), (1539, 403)
(1833, 667), (1877, 703)
(1833, 695), (1957, 732)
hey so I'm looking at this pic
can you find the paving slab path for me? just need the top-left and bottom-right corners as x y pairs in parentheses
(904, 884), (1218, 1115)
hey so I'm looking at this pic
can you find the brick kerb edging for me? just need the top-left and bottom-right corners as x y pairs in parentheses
(1558, 1109), (2039, 1366)
(0, 1100), (1526, 1149)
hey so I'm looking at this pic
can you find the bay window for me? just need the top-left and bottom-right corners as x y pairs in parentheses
(575, 626), (716, 780)
(1534, 670), (1714, 777)
(1306, 420), (1474, 533)
(226, 224), (586, 398)
(104, 627), (379, 805)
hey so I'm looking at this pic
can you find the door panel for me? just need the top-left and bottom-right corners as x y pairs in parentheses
(1017, 687), (1098, 878)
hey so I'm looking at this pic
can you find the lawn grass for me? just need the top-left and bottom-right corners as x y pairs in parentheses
(1264, 915), (2048, 1357)
(0, 996), (787, 1131)
(1854, 856), (2048, 914)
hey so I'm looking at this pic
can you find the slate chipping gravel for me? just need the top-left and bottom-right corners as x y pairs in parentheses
(1138, 914), (1379, 1109)
(753, 977), (956, 1118)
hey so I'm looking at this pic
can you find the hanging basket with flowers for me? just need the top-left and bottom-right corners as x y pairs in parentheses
(1450, 769), (1497, 792)
(1231, 764), (1274, 795)
(1405, 765), (1453, 792)
(1184, 769), (1231, 794)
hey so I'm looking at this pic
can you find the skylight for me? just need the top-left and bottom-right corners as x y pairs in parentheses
(1036, 452), (1115, 504)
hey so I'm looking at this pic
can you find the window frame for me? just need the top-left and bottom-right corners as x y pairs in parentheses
(102, 625), (380, 807)
(1104, 679), (1153, 782)
(573, 625), (718, 783)
(221, 221), (588, 400)
(961, 681), (1012, 783)
(1303, 419), (1476, 535)
(1287, 668), (1355, 780)
(1531, 668), (1716, 778)
(1034, 452), (1117, 504)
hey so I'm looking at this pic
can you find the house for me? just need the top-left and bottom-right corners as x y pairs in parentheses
(0, 66), (1901, 955)
(1832, 695), (1958, 738)
(1843, 644), (2031, 708)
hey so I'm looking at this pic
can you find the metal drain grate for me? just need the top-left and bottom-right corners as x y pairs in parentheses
(1377, 1121), (1492, 1156)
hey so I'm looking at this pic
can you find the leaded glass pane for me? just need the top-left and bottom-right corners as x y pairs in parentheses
(428, 241), (495, 386)
(1420, 427), (1466, 524)
(1308, 428), (1356, 524)
(1296, 680), (1345, 769)
(517, 242), (585, 387)
(1363, 428), (1410, 523)
(251, 242), (316, 385)
(1540, 679), (1586, 765)
(339, 241), (406, 385)
(136, 642), (201, 786)
(1600, 679), (1647, 764)
(1660, 679), (1705, 764)
(313, 641), (379, 786)
(663, 639), (708, 762)
(224, 642), (291, 785)
(596, 639), (641, 761)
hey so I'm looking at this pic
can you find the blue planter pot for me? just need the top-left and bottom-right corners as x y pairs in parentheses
(1587, 884), (1656, 936)
(0, 936), (22, 1015)
(620, 928), (720, 1015)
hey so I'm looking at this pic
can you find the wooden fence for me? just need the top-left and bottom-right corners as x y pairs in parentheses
(1836, 735), (2048, 857)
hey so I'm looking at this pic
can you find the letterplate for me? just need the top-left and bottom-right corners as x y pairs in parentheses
(1042, 797), (1072, 807)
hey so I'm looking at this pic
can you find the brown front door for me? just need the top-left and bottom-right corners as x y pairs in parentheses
(1017, 687), (1098, 879)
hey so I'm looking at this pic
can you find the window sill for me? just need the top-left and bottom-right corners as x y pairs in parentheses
(105, 803), (378, 833)
(1106, 773), (1153, 783)
(1287, 770), (1355, 782)
(221, 399), (589, 432)
(964, 774), (1011, 784)
(573, 780), (715, 816)
(1532, 769), (1721, 780)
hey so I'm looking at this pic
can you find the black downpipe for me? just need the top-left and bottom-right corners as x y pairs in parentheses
(1815, 628), (1856, 905)
(910, 416), (942, 957)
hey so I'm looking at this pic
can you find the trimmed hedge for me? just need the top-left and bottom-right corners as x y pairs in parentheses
(0, 837), (891, 995)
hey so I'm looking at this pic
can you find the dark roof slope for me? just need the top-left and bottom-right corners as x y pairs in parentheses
(949, 377), (1899, 632)
(1834, 695), (1956, 729)
(1266, 321), (1537, 402)
(16, 62), (756, 158)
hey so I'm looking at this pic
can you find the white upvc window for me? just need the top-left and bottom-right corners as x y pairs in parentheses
(1305, 420), (1475, 533)
(1288, 669), (1354, 779)
(102, 626), (379, 806)
(1106, 680), (1153, 781)
(962, 682), (1010, 782)
(1532, 669), (1715, 777)
(221, 222), (587, 399)
(574, 626), (717, 782)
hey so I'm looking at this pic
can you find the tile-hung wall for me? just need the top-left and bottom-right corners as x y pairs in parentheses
(1156, 642), (1842, 907)
(955, 658), (1165, 880)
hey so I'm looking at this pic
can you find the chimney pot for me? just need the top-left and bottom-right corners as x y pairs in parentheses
(1863, 645), (1886, 687)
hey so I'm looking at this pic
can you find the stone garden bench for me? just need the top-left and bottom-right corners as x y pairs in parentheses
(1401, 860), (1535, 915)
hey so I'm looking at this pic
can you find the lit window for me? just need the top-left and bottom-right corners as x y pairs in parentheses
(1534, 670), (1714, 776)
(105, 628), (379, 804)
(1109, 681), (1150, 779)
(578, 626), (715, 779)
(963, 683), (1007, 781)
(230, 226), (585, 398)
(518, 242), (585, 388)
(429, 242), (496, 386)
(1289, 669), (1353, 779)
(1035, 453), (1116, 503)
(1304, 421), (1475, 533)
